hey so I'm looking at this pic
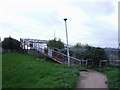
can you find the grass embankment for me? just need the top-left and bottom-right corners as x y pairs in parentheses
(88, 65), (119, 89)
(2, 53), (80, 88)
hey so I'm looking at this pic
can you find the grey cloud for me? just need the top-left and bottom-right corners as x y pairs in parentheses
(21, 10), (64, 30)
(83, 18), (117, 47)
(1, 22), (31, 33)
(1, 1), (117, 48)
(71, 2), (115, 16)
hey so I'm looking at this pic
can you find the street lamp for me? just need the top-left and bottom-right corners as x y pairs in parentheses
(63, 18), (70, 66)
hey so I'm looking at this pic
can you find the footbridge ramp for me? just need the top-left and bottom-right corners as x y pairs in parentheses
(20, 38), (89, 66)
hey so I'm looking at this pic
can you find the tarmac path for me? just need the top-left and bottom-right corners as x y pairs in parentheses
(76, 69), (108, 89)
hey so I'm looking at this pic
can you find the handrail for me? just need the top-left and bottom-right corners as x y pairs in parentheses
(28, 46), (88, 65)
(52, 49), (81, 61)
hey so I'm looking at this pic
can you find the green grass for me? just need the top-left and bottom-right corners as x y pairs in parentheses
(2, 52), (80, 88)
(102, 67), (120, 89)
(88, 65), (120, 89)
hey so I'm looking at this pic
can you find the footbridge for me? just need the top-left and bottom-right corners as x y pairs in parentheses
(20, 38), (92, 66)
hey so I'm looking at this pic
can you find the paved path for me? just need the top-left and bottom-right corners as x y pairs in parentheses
(76, 69), (108, 89)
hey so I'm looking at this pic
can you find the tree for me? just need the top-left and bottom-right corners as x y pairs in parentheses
(83, 47), (107, 64)
(2, 37), (20, 51)
(73, 43), (81, 48)
(47, 38), (64, 49)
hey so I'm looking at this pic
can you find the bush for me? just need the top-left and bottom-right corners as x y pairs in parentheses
(47, 38), (64, 49)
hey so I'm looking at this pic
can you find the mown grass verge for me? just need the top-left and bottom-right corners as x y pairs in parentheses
(2, 52), (80, 88)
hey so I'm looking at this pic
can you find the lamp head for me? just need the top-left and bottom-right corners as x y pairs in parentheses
(64, 18), (67, 21)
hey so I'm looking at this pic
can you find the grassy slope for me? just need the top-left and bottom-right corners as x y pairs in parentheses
(102, 67), (120, 89)
(2, 52), (80, 88)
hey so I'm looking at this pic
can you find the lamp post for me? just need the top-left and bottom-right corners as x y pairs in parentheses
(63, 18), (70, 66)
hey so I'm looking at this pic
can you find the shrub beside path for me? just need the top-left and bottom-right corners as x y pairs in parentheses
(76, 69), (108, 89)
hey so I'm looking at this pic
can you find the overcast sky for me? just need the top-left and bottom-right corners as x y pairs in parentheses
(0, 0), (119, 48)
